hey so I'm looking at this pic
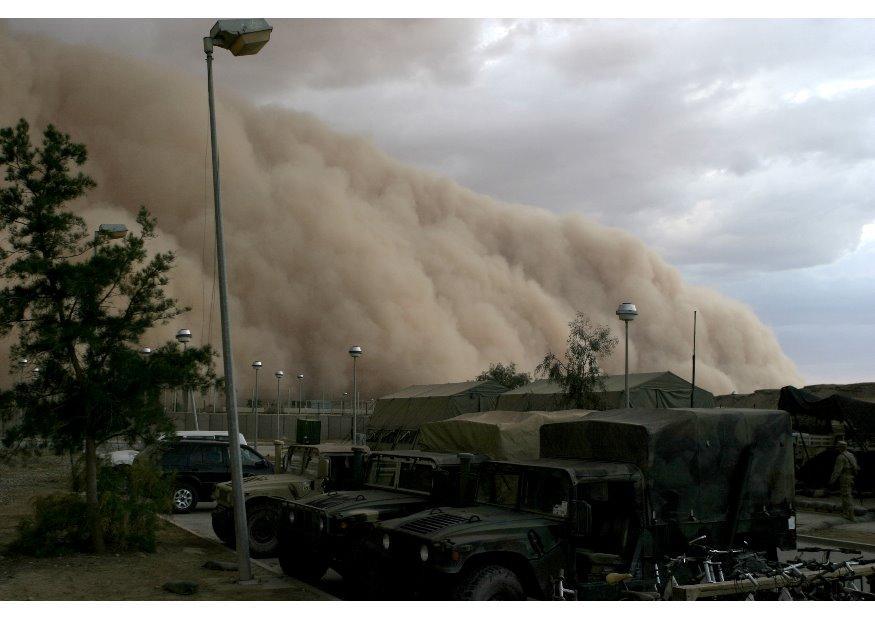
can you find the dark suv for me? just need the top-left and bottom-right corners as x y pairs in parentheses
(136, 439), (272, 513)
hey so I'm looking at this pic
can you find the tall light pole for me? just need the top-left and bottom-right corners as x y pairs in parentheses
(690, 310), (698, 408)
(349, 346), (362, 444)
(275, 371), (284, 441)
(204, 18), (272, 582)
(251, 361), (262, 448)
(615, 302), (638, 408)
(297, 373), (304, 415)
(176, 328), (198, 430)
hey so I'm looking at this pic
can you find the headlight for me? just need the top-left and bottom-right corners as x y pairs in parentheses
(287, 510), (296, 525)
(419, 544), (429, 562)
(382, 534), (391, 550)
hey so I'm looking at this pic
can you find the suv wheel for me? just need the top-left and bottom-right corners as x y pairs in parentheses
(172, 483), (198, 514)
(453, 565), (525, 601)
(247, 503), (281, 558)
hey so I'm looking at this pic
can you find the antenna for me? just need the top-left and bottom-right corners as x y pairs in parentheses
(690, 310), (697, 407)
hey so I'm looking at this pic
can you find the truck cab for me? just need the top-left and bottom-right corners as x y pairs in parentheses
(367, 408), (796, 600)
(211, 442), (365, 557)
(275, 449), (483, 586)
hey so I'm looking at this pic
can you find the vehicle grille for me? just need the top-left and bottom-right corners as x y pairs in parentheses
(399, 512), (468, 534)
(310, 494), (351, 509)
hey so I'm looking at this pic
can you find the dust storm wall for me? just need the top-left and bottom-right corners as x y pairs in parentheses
(0, 28), (802, 398)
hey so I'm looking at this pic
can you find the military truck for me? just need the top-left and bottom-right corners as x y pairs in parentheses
(368, 408), (796, 600)
(211, 442), (366, 557)
(276, 449), (484, 586)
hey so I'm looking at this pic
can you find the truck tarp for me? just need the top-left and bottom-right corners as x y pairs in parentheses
(417, 409), (594, 460)
(495, 371), (715, 411)
(540, 408), (794, 525)
(778, 385), (875, 440)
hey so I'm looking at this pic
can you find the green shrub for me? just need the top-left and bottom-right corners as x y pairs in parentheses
(8, 459), (172, 556)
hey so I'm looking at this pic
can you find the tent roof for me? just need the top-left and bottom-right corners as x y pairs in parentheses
(378, 380), (502, 400)
(501, 371), (693, 395)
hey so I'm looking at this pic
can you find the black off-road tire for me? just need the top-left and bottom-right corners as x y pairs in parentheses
(247, 502), (282, 558)
(278, 546), (328, 583)
(171, 482), (199, 514)
(453, 564), (525, 601)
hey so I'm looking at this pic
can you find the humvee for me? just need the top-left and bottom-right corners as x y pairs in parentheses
(211, 442), (366, 557)
(276, 449), (483, 586)
(368, 409), (796, 600)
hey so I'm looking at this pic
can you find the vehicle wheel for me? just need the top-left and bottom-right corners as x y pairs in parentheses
(247, 503), (282, 558)
(453, 565), (525, 601)
(278, 546), (328, 582)
(171, 483), (198, 514)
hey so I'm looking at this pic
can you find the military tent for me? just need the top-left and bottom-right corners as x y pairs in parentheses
(494, 371), (714, 411)
(418, 409), (594, 460)
(367, 380), (508, 450)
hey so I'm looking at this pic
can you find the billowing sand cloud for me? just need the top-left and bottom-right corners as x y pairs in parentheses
(0, 26), (802, 399)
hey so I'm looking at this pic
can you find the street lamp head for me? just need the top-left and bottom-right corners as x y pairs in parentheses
(252, 360), (262, 369)
(97, 223), (128, 239)
(209, 19), (273, 56)
(175, 328), (192, 344)
(343, 392), (349, 397)
(140, 347), (152, 356)
(275, 370), (284, 380)
(297, 373), (304, 380)
(349, 346), (363, 358)
(18, 358), (28, 367)
(616, 302), (638, 322)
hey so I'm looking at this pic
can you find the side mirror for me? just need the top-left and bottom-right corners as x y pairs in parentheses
(576, 500), (592, 536)
(317, 457), (330, 479)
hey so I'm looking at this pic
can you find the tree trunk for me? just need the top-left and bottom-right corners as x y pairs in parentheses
(85, 435), (105, 553)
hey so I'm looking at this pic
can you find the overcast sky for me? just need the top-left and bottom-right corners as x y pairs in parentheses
(8, 18), (875, 386)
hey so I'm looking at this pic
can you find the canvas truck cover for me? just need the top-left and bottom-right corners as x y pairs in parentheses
(778, 385), (875, 440)
(540, 408), (794, 524)
(417, 409), (594, 460)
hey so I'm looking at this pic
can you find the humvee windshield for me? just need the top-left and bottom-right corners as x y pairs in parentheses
(365, 455), (436, 495)
(285, 446), (307, 474)
(303, 449), (322, 477)
(477, 464), (571, 518)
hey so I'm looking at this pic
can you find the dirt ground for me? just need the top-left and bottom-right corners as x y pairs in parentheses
(0, 453), (331, 600)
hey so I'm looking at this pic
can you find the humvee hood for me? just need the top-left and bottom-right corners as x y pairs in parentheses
(383, 504), (556, 540)
(301, 489), (429, 514)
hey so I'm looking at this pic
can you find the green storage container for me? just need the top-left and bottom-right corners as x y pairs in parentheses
(296, 418), (321, 445)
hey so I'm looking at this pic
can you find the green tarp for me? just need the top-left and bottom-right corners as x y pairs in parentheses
(418, 409), (594, 460)
(540, 408), (794, 524)
(494, 371), (715, 411)
(367, 380), (508, 450)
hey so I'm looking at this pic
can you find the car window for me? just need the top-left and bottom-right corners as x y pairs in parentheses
(161, 445), (189, 468)
(189, 445), (226, 467)
(366, 457), (400, 487)
(285, 447), (305, 474)
(304, 453), (322, 477)
(397, 461), (435, 494)
(520, 469), (570, 517)
(477, 467), (520, 508)
(240, 446), (262, 465)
